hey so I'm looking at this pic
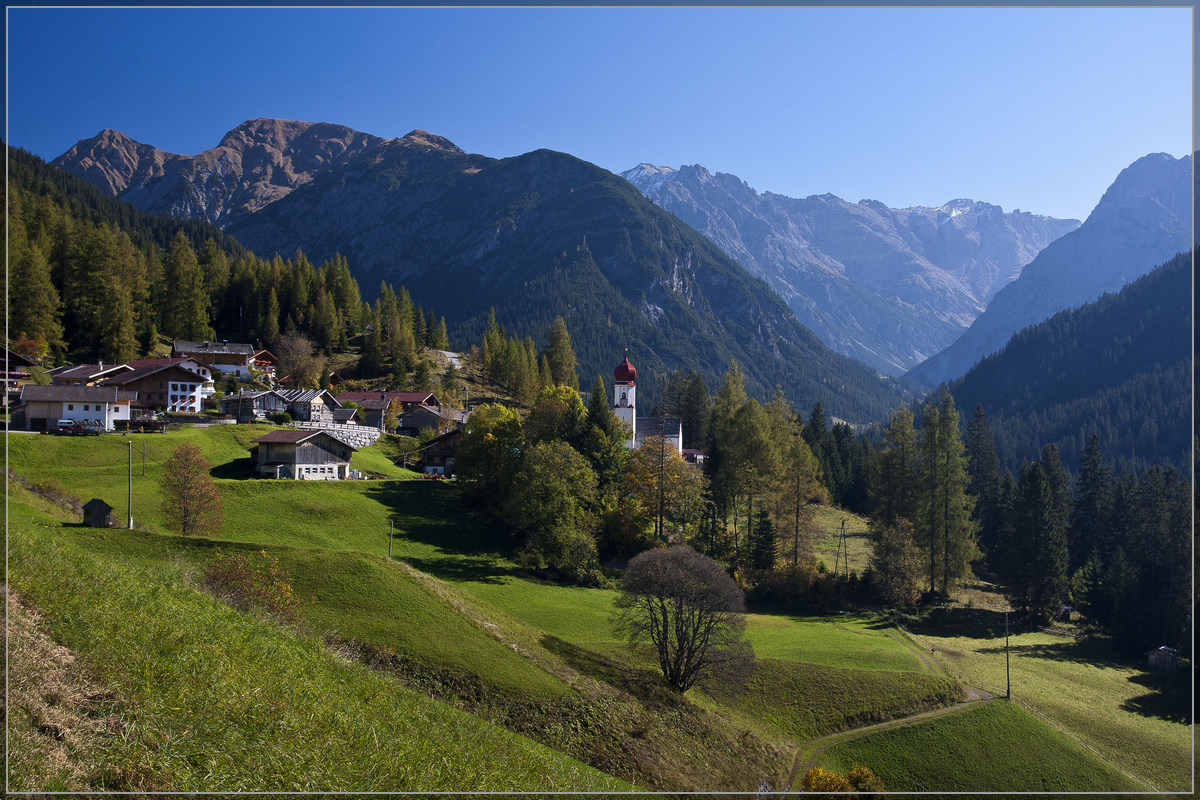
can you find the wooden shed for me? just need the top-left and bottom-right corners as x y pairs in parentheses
(83, 498), (115, 528)
(1146, 646), (1178, 672)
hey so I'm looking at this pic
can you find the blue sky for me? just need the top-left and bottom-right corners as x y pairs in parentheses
(6, 6), (1192, 221)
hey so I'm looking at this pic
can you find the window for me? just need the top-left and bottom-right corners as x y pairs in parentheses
(67, 404), (74, 411)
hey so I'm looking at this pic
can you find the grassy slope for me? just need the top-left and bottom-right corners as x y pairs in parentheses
(818, 700), (1146, 792)
(11, 426), (1180, 792)
(904, 607), (1192, 792)
(7, 493), (628, 792)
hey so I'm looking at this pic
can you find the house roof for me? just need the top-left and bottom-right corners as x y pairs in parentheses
(173, 340), (255, 356)
(337, 390), (439, 406)
(276, 388), (341, 407)
(251, 429), (358, 449)
(100, 362), (211, 385)
(20, 384), (137, 404)
(332, 408), (359, 422)
(83, 498), (114, 511)
(636, 416), (683, 437)
(126, 356), (217, 372)
(2, 346), (37, 369)
(51, 363), (134, 382)
(401, 404), (469, 423)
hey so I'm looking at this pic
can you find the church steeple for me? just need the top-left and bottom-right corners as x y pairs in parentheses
(613, 349), (636, 444)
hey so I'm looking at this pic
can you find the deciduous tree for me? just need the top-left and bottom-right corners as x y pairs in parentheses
(159, 442), (223, 537)
(613, 546), (754, 692)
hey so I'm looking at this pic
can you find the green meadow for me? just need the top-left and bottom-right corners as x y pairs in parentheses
(7, 426), (1185, 793)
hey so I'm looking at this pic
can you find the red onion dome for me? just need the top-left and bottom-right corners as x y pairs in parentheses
(614, 355), (637, 383)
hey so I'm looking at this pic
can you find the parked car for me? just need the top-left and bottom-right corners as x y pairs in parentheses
(52, 419), (76, 435)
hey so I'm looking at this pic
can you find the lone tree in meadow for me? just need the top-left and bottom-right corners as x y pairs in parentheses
(160, 442), (224, 537)
(613, 546), (754, 692)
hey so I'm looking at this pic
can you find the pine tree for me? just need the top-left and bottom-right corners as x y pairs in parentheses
(1070, 432), (1113, 570)
(965, 404), (1004, 567)
(750, 508), (777, 571)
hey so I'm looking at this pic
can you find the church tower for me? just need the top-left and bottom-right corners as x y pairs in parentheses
(613, 351), (637, 444)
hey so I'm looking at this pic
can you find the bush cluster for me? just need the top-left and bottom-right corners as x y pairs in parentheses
(201, 550), (302, 623)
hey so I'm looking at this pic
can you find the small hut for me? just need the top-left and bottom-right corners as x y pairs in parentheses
(1146, 646), (1178, 672)
(83, 498), (115, 529)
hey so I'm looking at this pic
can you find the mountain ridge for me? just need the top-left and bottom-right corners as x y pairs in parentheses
(905, 151), (1193, 388)
(620, 162), (1080, 375)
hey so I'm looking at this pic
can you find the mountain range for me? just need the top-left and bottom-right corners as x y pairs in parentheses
(621, 163), (1080, 376)
(947, 249), (1192, 475)
(905, 152), (1193, 388)
(51, 118), (908, 422)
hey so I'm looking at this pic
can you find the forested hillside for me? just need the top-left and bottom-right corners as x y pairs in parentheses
(947, 250), (1192, 475)
(229, 139), (911, 421)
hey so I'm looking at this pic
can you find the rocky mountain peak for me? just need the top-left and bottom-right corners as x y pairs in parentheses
(401, 129), (464, 153)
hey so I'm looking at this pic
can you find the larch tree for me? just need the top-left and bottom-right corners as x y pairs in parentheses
(160, 442), (224, 537)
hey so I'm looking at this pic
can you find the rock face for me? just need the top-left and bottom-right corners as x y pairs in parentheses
(905, 152), (1193, 389)
(52, 118), (390, 227)
(621, 163), (1080, 375)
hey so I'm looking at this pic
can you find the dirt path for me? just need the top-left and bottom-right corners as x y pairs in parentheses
(778, 623), (994, 794)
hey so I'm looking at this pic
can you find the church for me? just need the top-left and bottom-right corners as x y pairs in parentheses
(612, 352), (684, 454)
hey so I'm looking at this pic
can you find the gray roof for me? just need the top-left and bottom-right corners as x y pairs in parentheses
(173, 340), (255, 356)
(275, 389), (341, 407)
(20, 384), (137, 403)
(636, 416), (682, 438)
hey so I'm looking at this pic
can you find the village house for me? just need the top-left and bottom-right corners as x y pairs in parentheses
(2, 346), (36, 402)
(172, 340), (257, 380)
(396, 403), (469, 437)
(335, 390), (441, 431)
(275, 388), (341, 425)
(251, 350), (277, 382)
(421, 428), (462, 475)
(12, 384), (135, 432)
(99, 362), (213, 413)
(126, 356), (218, 400)
(332, 406), (360, 425)
(218, 389), (288, 423)
(250, 429), (357, 480)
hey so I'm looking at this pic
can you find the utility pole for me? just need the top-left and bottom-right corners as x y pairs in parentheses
(127, 440), (133, 529)
(1005, 610), (1011, 699)
(389, 520), (393, 559)
(841, 518), (849, 578)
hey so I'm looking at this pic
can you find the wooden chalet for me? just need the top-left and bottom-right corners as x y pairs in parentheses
(250, 429), (357, 480)
(99, 362), (213, 412)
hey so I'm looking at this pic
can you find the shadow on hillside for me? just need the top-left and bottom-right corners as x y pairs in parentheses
(975, 640), (1129, 671)
(402, 553), (518, 585)
(365, 481), (495, 553)
(1120, 671), (1192, 724)
(540, 634), (682, 709)
(211, 457), (255, 480)
(906, 607), (1010, 640)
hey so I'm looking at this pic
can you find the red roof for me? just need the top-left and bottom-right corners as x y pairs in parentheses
(614, 355), (637, 383)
